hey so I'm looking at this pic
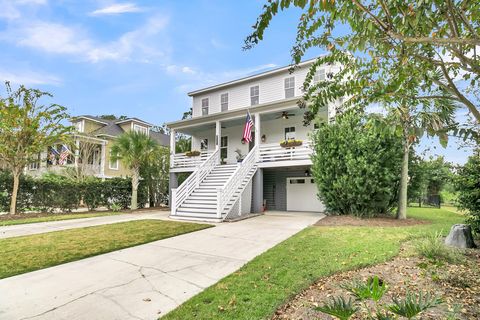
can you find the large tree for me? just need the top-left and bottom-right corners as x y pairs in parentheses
(0, 82), (72, 214)
(110, 131), (159, 210)
(245, 0), (480, 123)
(245, 0), (468, 218)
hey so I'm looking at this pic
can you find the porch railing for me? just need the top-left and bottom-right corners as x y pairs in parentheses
(172, 150), (214, 169)
(258, 142), (312, 163)
(217, 145), (258, 219)
(171, 149), (219, 216)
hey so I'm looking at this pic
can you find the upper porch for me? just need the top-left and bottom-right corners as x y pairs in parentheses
(168, 99), (331, 172)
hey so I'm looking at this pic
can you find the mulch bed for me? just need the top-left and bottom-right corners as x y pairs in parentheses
(314, 215), (429, 227)
(272, 247), (480, 320)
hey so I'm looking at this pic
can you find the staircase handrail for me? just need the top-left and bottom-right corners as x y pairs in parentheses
(172, 149), (219, 215)
(217, 145), (258, 218)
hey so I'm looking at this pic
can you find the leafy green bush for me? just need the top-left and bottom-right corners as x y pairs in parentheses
(311, 111), (402, 217)
(455, 154), (480, 236)
(0, 170), (148, 213)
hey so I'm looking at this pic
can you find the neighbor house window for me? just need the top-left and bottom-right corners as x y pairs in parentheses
(201, 98), (209, 116)
(250, 85), (259, 106)
(133, 124), (148, 135)
(284, 77), (295, 98)
(220, 136), (228, 160)
(200, 138), (208, 151)
(74, 121), (84, 133)
(220, 93), (228, 111)
(29, 154), (40, 170)
(284, 127), (296, 140)
(313, 69), (325, 83)
(109, 151), (119, 170)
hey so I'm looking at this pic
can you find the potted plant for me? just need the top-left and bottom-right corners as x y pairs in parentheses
(235, 149), (244, 162)
(185, 150), (201, 157)
(220, 157), (227, 165)
(280, 139), (303, 148)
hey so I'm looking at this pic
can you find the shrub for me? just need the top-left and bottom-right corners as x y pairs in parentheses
(414, 233), (463, 264)
(0, 170), (148, 213)
(455, 154), (480, 236)
(311, 111), (402, 217)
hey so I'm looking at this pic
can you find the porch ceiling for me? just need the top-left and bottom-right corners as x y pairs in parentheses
(175, 106), (308, 136)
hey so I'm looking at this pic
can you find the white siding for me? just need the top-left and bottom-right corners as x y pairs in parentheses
(191, 63), (338, 118)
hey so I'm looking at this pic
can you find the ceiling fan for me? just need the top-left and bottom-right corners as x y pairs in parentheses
(276, 111), (295, 119)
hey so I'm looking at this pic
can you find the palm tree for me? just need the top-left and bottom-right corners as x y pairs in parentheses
(110, 131), (159, 210)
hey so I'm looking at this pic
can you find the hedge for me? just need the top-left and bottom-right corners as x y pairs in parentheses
(0, 171), (149, 213)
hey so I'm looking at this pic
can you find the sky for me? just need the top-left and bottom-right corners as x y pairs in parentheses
(0, 0), (473, 164)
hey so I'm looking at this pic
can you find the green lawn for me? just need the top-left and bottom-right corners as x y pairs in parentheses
(0, 220), (212, 279)
(0, 211), (126, 226)
(162, 207), (464, 320)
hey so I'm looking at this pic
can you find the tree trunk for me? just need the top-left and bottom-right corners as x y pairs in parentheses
(10, 169), (20, 215)
(397, 139), (409, 220)
(131, 167), (139, 210)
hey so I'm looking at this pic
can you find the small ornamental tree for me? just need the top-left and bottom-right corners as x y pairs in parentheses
(0, 82), (72, 214)
(311, 111), (402, 217)
(110, 131), (159, 210)
(455, 154), (480, 236)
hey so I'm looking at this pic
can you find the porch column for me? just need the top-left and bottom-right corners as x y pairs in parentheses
(100, 141), (106, 180)
(252, 168), (263, 213)
(170, 129), (176, 167)
(169, 172), (178, 213)
(215, 120), (221, 150)
(74, 139), (80, 167)
(254, 113), (261, 146)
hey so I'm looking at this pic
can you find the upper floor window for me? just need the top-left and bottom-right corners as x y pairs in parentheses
(284, 77), (295, 98)
(133, 124), (148, 135)
(250, 85), (259, 106)
(285, 127), (296, 140)
(313, 69), (325, 83)
(201, 98), (209, 116)
(74, 121), (84, 133)
(220, 93), (228, 112)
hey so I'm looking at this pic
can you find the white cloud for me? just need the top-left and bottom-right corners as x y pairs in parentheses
(165, 65), (196, 75)
(2, 15), (170, 63)
(0, 69), (62, 86)
(90, 2), (143, 16)
(0, 0), (47, 21)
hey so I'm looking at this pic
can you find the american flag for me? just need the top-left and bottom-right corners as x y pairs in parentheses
(49, 147), (59, 165)
(242, 112), (254, 143)
(58, 145), (70, 165)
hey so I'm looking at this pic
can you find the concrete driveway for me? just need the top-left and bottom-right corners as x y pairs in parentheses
(0, 211), (322, 320)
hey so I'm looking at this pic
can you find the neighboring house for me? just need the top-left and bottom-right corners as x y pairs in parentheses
(167, 58), (342, 222)
(27, 116), (169, 179)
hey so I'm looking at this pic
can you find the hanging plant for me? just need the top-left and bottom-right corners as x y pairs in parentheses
(185, 150), (201, 157)
(280, 139), (303, 148)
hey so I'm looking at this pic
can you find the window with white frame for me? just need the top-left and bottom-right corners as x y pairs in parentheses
(29, 155), (40, 170)
(313, 68), (326, 83)
(133, 124), (148, 135)
(220, 93), (228, 112)
(200, 138), (208, 151)
(284, 127), (296, 140)
(250, 85), (259, 106)
(109, 151), (119, 170)
(74, 121), (84, 133)
(284, 77), (295, 98)
(201, 98), (209, 115)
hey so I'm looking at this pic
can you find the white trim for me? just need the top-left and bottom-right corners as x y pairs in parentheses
(71, 116), (108, 126)
(133, 124), (149, 135)
(115, 118), (153, 127)
(187, 57), (323, 96)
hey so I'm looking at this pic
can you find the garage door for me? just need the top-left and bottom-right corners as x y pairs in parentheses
(286, 177), (325, 212)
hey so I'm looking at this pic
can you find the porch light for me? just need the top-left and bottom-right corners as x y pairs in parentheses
(282, 113), (288, 119)
(261, 134), (266, 142)
(304, 169), (311, 177)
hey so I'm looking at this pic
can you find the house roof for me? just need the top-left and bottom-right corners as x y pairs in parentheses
(73, 115), (169, 147)
(187, 57), (320, 97)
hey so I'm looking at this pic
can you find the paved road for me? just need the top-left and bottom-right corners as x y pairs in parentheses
(0, 211), (171, 239)
(0, 211), (323, 320)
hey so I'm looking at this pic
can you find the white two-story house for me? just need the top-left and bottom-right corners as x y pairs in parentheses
(167, 58), (341, 222)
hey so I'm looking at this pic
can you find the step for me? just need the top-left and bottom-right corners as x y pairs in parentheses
(177, 207), (217, 214)
(184, 199), (217, 205)
(180, 203), (217, 209)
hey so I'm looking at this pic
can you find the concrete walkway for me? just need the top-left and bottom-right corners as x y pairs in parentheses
(0, 211), (171, 239)
(0, 211), (322, 320)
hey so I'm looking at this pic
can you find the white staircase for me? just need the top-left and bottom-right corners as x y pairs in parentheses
(171, 146), (258, 222)
(175, 164), (238, 220)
